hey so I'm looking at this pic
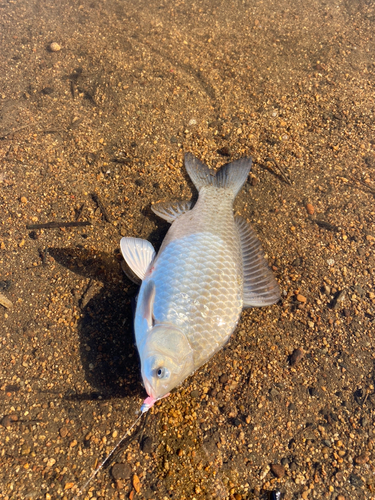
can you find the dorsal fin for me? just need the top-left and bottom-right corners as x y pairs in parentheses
(235, 216), (281, 307)
(120, 237), (156, 281)
(151, 200), (192, 223)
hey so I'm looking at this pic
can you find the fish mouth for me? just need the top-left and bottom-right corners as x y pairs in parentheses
(144, 378), (156, 399)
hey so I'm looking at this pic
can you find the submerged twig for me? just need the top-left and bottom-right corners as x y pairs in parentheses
(264, 157), (292, 185)
(91, 193), (111, 222)
(26, 221), (92, 230)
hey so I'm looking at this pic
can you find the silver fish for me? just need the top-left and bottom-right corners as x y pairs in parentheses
(121, 153), (280, 407)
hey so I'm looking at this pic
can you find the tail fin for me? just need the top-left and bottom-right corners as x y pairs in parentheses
(184, 152), (252, 197)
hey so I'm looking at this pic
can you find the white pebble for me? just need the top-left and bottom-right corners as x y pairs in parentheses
(327, 259), (335, 267)
(188, 119), (197, 126)
(49, 42), (61, 52)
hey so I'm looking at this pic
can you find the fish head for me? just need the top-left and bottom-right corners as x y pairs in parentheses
(139, 324), (194, 400)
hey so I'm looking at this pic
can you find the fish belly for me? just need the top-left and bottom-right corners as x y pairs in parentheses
(148, 218), (243, 370)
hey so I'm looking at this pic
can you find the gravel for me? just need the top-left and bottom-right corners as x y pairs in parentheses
(0, 0), (374, 499)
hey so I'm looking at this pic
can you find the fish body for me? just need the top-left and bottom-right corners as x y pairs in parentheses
(121, 153), (280, 403)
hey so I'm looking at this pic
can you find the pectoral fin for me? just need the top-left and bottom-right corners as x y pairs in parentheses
(151, 200), (192, 222)
(120, 237), (156, 281)
(236, 216), (281, 307)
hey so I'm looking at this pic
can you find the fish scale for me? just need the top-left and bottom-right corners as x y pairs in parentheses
(120, 153), (280, 405)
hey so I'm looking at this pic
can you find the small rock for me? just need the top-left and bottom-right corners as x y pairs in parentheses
(141, 436), (153, 454)
(219, 374), (229, 384)
(290, 461), (298, 472)
(354, 453), (369, 465)
(290, 348), (304, 366)
(20, 196), (28, 204)
(49, 42), (61, 52)
(336, 495), (346, 500)
(217, 146), (231, 157)
(21, 445), (31, 455)
(1, 414), (18, 428)
(112, 463), (132, 480)
(259, 464), (270, 479)
(59, 427), (68, 438)
(270, 464), (285, 478)
(306, 203), (315, 215)
(64, 482), (74, 490)
(349, 473), (364, 487)
(0, 293), (13, 310)
(115, 479), (124, 489)
(296, 294), (307, 303)
(133, 474), (141, 493)
(190, 390), (200, 398)
(46, 457), (56, 467)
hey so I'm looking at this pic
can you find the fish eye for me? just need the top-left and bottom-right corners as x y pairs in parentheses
(156, 367), (170, 379)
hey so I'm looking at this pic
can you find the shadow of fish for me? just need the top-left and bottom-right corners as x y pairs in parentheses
(121, 153), (280, 409)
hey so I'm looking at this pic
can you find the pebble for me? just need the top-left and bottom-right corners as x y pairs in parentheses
(296, 294), (307, 303)
(20, 196), (28, 204)
(190, 390), (200, 398)
(306, 203), (314, 215)
(0, 293), (13, 310)
(354, 453), (369, 465)
(49, 42), (61, 52)
(219, 374), (229, 384)
(290, 348), (304, 366)
(59, 427), (68, 438)
(132, 474), (141, 493)
(141, 436), (153, 454)
(217, 146), (231, 157)
(270, 464), (285, 478)
(259, 464), (270, 479)
(112, 463), (132, 480)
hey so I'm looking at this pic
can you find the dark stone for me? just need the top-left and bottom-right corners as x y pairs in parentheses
(289, 461), (298, 472)
(190, 390), (200, 399)
(41, 87), (54, 95)
(217, 146), (231, 157)
(270, 464), (285, 478)
(170, 136), (178, 144)
(349, 473), (364, 487)
(141, 436), (153, 454)
(219, 374), (229, 384)
(0, 280), (12, 291)
(290, 348), (304, 366)
(111, 463), (132, 480)
(29, 231), (38, 240)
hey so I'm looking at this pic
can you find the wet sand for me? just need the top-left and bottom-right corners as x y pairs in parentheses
(1, 0), (375, 498)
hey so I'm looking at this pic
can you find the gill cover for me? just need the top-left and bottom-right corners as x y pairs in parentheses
(138, 323), (194, 400)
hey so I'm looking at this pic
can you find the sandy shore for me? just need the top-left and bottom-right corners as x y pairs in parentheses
(1, 0), (374, 498)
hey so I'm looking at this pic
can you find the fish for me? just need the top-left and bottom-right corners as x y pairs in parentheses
(120, 153), (280, 409)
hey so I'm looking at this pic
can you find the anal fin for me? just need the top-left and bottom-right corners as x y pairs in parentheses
(151, 200), (192, 223)
(236, 216), (281, 307)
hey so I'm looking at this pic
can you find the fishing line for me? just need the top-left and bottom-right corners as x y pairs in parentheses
(73, 406), (148, 499)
